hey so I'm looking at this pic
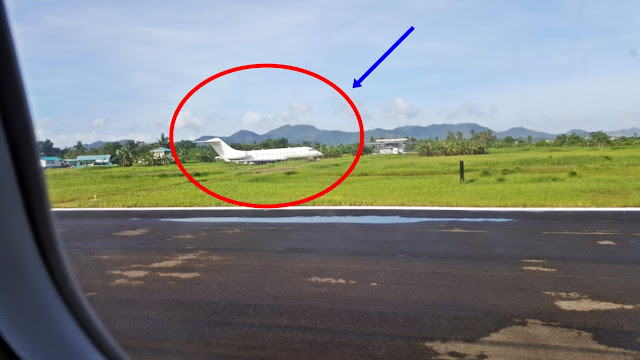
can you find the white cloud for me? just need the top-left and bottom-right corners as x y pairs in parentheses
(240, 103), (313, 132)
(92, 118), (105, 127)
(380, 98), (419, 120)
(438, 102), (498, 121)
(175, 110), (205, 130)
(241, 111), (264, 127)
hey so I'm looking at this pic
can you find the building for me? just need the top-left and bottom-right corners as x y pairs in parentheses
(152, 147), (173, 159)
(40, 157), (63, 169)
(75, 155), (113, 167)
(369, 138), (408, 154)
(63, 159), (78, 167)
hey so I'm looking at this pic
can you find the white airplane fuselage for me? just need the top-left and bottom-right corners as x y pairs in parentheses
(202, 138), (323, 164)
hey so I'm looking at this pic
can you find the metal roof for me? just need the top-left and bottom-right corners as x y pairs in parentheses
(41, 157), (62, 161)
(152, 147), (171, 152)
(375, 138), (408, 143)
(75, 155), (111, 161)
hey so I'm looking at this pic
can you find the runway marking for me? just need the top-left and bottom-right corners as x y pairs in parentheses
(85, 292), (98, 297)
(419, 228), (487, 233)
(157, 272), (200, 279)
(543, 292), (638, 311)
(522, 266), (557, 272)
(522, 259), (547, 263)
(307, 277), (355, 284)
(370, 283), (378, 286)
(424, 319), (638, 359)
(107, 270), (149, 278)
(162, 216), (513, 224)
(596, 240), (616, 245)
(542, 231), (619, 235)
(113, 228), (149, 236)
(110, 278), (143, 286)
(52, 206), (640, 211)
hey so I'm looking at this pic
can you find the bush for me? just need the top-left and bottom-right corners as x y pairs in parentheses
(567, 171), (578, 178)
(496, 177), (506, 183)
(480, 170), (492, 177)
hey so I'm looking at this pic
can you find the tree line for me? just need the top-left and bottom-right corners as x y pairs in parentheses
(37, 134), (173, 166)
(37, 130), (638, 165)
(411, 130), (639, 157)
(37, 134), (372, 166)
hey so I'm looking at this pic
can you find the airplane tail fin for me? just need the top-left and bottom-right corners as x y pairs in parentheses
(205, 138), (245, 160)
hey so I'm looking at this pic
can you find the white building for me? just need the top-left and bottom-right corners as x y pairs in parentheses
(370, 138), (408, 154)
(152, 147), (173, 159)
(40, 157), (63, 168)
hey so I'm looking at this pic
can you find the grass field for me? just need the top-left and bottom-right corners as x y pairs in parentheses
(45, 146), (640, 207)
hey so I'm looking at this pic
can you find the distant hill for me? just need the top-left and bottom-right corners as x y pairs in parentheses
(85, 139), (133, 149)
(494, 127), (555, 140)
(607, 127), (640, 138)
(565, 129), (590, 137)
(87, 123), (639, 148)
(196, 123), (491, 146)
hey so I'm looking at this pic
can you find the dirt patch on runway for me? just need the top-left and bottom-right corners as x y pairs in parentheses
(157, 272), (201, 279)
(543, 292), (638, 311)
(307, 277), (356, 284)
(522, 266), (557, 272)
(597, 240), (616, 245)
(107, 270), (149, 278)
(424, 319), (638, 359)
(113, 229), (149, 236)
(110, 278), (143, 286)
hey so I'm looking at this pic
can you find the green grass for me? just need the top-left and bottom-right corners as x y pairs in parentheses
(44, 146), (640, 207)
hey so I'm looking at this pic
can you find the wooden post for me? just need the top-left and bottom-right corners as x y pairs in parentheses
(459, 160), (464, 183)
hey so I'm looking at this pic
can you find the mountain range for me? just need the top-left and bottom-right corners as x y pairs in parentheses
(193, 124), (640, 146)
(82, 124), (640, 148)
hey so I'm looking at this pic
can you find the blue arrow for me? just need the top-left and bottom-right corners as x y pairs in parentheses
(353, 26), (415, 88)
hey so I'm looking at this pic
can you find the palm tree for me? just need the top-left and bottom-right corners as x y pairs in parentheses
(115, 145), (134, 166)
(74, 141), (87, 156)
(156, 133), (169, 148)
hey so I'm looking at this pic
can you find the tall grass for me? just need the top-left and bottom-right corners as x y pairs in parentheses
(44, 147), (640, 207)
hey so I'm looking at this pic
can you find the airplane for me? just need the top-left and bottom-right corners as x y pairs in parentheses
(200, 137), (323, 164)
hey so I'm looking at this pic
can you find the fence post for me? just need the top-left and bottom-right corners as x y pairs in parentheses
(459, 160), (464, 183)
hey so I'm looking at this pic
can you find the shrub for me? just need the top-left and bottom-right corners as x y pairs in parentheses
(567, 171), (578, 178)
(480, 170), (492, 177)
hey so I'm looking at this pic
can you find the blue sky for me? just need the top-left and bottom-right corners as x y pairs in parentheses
(5, 0), (640, 146)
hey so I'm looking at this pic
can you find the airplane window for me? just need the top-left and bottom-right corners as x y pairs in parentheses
(5, 0), (640, 359)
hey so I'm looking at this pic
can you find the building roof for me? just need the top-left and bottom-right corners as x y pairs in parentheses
(76, 155), (111, 161)
(152, 147), (171, 152)
(41, 157), (62, 161)
(375, 138), (408, 143)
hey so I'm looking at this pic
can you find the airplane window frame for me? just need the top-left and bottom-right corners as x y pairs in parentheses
(0, 2), (129, 359)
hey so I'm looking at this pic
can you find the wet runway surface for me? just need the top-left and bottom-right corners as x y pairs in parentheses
(53, 209), (640, 359)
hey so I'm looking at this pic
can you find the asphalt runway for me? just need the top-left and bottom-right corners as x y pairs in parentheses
(53, 208), (640, 360)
